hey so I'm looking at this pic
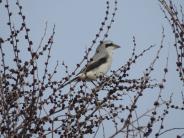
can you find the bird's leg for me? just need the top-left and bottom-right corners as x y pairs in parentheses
(82, 80), (87, 93)
(91, 79), (104, 89)
(91, 80), (97, 87)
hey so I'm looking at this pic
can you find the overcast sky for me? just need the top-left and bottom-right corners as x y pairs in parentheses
(1, 0), (184, 138)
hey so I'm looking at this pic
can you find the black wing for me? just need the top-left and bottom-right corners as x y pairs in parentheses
(79, 56), (108, 74)
(85, 57), (108, 72)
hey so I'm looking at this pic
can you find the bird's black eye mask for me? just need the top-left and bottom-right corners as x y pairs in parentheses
(105, 43), (113, 48)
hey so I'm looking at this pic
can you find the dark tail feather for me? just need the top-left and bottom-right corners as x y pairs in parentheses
(57, 77), (78, 90)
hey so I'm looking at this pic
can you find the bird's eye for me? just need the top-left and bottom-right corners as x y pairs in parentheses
(105, 43), (113, 48)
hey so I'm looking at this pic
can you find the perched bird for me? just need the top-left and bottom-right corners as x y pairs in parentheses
(61, 40), (120, 88)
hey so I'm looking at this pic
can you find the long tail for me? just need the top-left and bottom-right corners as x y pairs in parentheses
(57, 77), (78, 90)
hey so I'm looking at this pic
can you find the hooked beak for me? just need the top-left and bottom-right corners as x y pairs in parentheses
(114, 44), (121, 49)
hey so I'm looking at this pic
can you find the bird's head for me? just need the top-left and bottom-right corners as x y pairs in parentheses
(103, 40), (120, 49)
(96, 40), (120, 55)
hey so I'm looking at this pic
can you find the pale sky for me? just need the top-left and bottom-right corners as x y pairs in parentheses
(1, 0), (184, 138)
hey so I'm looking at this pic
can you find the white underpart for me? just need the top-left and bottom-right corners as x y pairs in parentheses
(79, 47), (114, 80)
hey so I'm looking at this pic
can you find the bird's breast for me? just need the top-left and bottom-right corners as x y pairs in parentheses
(86, 58), (112, 80)
(96, 58), (112, 74)
(78, 58), (112, 80)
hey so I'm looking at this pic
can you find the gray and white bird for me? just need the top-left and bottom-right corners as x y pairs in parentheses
(61, 40), (120, 88)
